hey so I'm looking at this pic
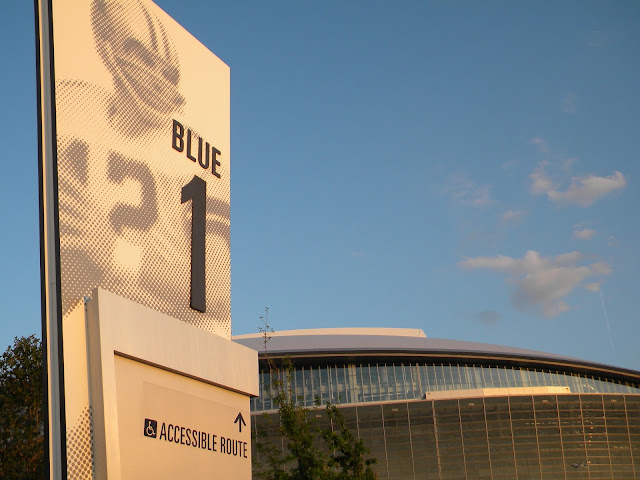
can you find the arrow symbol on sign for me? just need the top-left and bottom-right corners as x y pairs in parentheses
(234, 412), (246, 433)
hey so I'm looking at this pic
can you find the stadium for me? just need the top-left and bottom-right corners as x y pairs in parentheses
(234, 328), (640, 480)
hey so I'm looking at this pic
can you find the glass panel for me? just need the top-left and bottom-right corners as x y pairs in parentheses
(369, 364), (380, 402)
(294, 368), (303, 404)
(436, 364), (446, 390)
(470, 365), (482, 389)
(387, 364), (397, 400)
(393, 364), (404, 399)
(425, 364), (437, 390)
(250, 361), (640, 413)
(379, 364), (390, 401)
(418, 364), (428, 393)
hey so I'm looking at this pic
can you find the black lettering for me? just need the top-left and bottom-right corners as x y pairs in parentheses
(186, 428), (191, 446)
(243, 442), (247, 458)
(220, 437), (225, 454)
(172, 120), (184, 152)
(180, 427), (185, 445)
(232, 439), (238, 456)
(186, 130), (197, 162)
(199, 142), (210, 169)
(159, 423), (167, 441)
(181, 176), (207, 312)
(167, 424), (174, 443)
(173, 121), (222, 178)
(196, 137), (204, 168)
(211, 146), (221, 178)
(212, 434), (217, 452)
(201, 431), (206, 450)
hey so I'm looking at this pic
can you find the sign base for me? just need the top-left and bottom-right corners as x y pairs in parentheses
(63, 289), (258, 479)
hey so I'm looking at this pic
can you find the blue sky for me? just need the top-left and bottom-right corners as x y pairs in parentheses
(1, 1), (639, 371)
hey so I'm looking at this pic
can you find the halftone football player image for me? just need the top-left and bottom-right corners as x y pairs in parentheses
(54, 0), (231, 337)
(91, 0), (185, 137)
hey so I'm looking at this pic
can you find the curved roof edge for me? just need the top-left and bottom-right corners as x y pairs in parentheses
(232, 332), (640, 382)
(234, 327), (427, 339)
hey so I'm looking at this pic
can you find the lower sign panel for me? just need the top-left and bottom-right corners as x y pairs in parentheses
(115, 356), (251, 478)
(79, 288), (257, 479)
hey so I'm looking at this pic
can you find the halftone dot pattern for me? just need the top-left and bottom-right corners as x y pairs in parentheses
(91, 0), (185, 138)
(54, 0), (231, 338)
(66, 406), (94, 480)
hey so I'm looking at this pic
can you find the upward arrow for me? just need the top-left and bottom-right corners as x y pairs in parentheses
(234, 412), (247, 433)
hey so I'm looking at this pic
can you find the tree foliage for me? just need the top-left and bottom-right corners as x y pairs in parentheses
(322, 404), (376, 480)
(253, 313), (376, 480)
(0, 335), (44, 480)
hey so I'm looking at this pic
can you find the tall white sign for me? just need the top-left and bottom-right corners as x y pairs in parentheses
(35, 1), (248, 478)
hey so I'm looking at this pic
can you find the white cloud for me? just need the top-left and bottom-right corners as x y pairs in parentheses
(446, 174), (492, 207)
(530, 138), (550, 154)
(530, 161), (626, 207)
(547, 171), (626, 206)
(527, 140), (625, 207)
(459, 250), (611, 318)
(529, 162), (554, 195)
(573, 228), (596, 240)
(584, 282), (601, 292)
(501, 209), (526, 223)
(562, 91), (577, 114)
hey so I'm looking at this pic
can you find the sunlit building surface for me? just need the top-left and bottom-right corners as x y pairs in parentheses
(234, 328), (640, 480)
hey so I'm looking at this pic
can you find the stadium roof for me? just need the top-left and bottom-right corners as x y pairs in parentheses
(233, 328), (640, 383)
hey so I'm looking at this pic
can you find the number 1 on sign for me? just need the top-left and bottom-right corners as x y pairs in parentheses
(181, 176), (206, 312)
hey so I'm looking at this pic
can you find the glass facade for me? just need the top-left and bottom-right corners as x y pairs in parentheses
(253, 393), (640, 480)
(251, 361), (640, 412)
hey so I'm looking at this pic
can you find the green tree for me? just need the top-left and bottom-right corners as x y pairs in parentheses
(322, 404), (376, 480)
(254, 357), (327, 480)
(0, 335), (44, 480)
(253, 312), (376, 480)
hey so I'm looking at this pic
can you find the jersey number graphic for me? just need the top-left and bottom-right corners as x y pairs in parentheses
(181, 176), (206, 312)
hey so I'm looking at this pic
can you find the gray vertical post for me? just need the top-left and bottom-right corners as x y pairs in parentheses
(35, 0), (66, 478)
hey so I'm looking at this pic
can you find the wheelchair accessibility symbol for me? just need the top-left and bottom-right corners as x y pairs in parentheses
(144, 418), (158, 438)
